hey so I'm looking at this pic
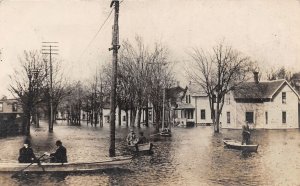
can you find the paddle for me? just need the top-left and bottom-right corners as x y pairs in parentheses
(11, 154), (46, 178)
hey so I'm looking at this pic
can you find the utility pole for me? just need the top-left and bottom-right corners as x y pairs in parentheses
(42, 42), (58, 133)
(162, 87), (165, 130)
(109, 0), (120, 157)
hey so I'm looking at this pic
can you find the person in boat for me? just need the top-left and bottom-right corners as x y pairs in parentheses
(126, 129), (137, 146)
(50, 140), (68, 163)
(242, 121), (251, 145)
(136, 132), (148, 144)
(162, 128), (170, 133)
(18, 139), (38, 163)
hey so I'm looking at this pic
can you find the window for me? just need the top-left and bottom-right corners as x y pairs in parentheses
(282, 111), (286, 124)
(0, 103), (3, 112)
(227, 112), (230, 124)
(186, 95), (191, 103)
(282, 92), (286, 104)
(201, 109), (205, 120)
(265, 112), (268, 124)
(12, 103), (17, 112)
(123, 116), (126, 122)
(226, 94), (230, 105)
(245, 112), (254, 123)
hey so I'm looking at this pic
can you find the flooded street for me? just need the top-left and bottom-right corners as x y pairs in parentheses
(0, 121), (300, 186)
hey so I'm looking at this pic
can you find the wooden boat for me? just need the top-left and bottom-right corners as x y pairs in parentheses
(223, 139), (259, 152)
(0, 156), (132, 173)
(128, 143), (153, 153)
(160, 128), (171, 137)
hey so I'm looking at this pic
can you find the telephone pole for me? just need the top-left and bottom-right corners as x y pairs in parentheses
(42, 42), (59, 133)
(109, 0), (120, 157)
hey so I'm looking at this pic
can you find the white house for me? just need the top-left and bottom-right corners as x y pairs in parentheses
(221, 78), (300, 129)
(188, 85), (213, 126)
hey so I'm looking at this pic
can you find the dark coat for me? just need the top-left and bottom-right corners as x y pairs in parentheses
(18, 147), (37, 163)
(50, 146), (68, 163)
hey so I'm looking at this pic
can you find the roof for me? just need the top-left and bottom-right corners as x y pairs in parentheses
(175, 103), (195, 110)
(187, 84), (207, 97)
(233, 79), (299, 101)
(166, 86), (187, 105)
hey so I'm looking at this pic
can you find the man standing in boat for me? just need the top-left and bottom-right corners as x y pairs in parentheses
(18, 139), (38, 163)
(50, 140), (68, 163)
(242, 121), (251, 145)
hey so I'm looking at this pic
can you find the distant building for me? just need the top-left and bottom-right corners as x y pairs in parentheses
(166, 86), (193, 127)
(222, 77), (300, 129)
(0, 98), (24, 136)
(188, 84), (213, 126)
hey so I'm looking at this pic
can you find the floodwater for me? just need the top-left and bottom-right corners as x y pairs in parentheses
(0, 121), (300, 186)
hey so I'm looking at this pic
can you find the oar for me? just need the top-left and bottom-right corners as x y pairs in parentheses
(11, 154), (46, 178)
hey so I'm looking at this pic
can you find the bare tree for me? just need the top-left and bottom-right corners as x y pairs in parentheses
(187, 43), (253, 133)
(117, 36), (174, 131)
(265, 66), (292, 81)
(9, 50), (46, 135)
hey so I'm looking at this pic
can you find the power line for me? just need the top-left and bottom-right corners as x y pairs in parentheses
(78, 8), (114, 61)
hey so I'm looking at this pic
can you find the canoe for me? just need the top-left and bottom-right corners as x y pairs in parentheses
(0, 156), (132, 173)
(223, 139), (259, 152)
(128, 143), (153, 153)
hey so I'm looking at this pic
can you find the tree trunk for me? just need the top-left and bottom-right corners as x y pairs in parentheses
(118, 106), (121, 126)
(25, 111), (31, 136)
(154, 106), (160, 132)
(125, 110), (129, 126)
(145, 103), (149, 127)
(137, 107), (142, 128)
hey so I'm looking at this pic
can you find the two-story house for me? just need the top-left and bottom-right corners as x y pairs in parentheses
(222, 76), (299, 129)
(188, 85), (213, 126)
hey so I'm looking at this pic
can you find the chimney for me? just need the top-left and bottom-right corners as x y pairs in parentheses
(253, 71), (259, 84)
(177, 81), (180, 87)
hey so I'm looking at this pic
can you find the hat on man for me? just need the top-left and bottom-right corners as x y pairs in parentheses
(24, 139), (31, 145)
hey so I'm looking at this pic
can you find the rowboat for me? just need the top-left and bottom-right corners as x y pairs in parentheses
(223, 139), (259, 152)
(160, 128), (171, 137)
(128, 143), (153, 153)
(0, 156), (132, 173)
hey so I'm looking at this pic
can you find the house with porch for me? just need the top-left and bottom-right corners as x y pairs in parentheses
(166, 85), (197, 127)
(0, 98), (24, 135)
(188, 84), (213, 126)
(221, 76), (300, 129)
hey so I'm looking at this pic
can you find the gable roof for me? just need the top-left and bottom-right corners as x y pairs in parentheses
(166, 86), (187, 105)
(233, 79), (300, 101)
(187, 84), (207, 97)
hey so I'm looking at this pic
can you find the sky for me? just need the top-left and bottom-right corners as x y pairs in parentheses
(0, 0), (300, 97)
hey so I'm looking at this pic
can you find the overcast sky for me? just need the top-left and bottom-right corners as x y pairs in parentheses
(0, 0), (300, 97)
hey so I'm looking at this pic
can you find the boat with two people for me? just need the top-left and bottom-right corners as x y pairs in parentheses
(1, 156), (132, 173)
(127, 130), (153, 154)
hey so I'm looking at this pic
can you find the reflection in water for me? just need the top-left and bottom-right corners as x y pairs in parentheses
(0, 121), (300, 185)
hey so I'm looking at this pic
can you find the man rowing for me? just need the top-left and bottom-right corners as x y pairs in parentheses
(136, 132), (148, 144)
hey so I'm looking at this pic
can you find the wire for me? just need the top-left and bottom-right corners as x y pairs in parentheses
(78, 7), (114, 60)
